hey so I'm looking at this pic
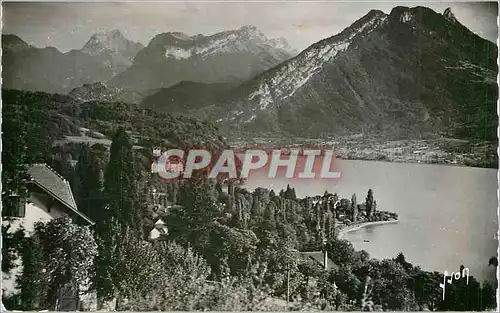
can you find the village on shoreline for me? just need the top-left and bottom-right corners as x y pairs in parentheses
(228, 136), (497, 169)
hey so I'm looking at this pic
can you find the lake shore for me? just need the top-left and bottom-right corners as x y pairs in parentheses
(228, 137), (497, 169)
(337, 219), (400, 240)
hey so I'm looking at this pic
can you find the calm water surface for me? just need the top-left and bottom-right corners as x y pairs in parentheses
(243, 160), (498, 283)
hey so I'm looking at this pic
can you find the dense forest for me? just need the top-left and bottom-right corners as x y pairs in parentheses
(2, 90), (497, 311)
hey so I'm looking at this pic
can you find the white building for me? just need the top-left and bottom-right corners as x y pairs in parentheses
(2, 164), (95, 311)
(149, 217), (169, 241)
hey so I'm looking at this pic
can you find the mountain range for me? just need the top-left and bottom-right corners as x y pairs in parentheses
(2, 6), (497, 142)
(153, 6), (496, 141)
(2, 26), (296, 94)
(2, 30), (144, 94)
(108, 25), (297, 91)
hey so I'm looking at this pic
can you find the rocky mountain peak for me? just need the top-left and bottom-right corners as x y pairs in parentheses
(82, 29), (143, 59)
(101, 29), (123, 39)
(233, 9), (391, 114)
(239, 25), (258, 32)
(169, 32), (192, 41)
(237, 25), (267, 40)
(389, 6), (418, 24)
(338, 9), (387, 39)
(84, 29), (125, 47)
(212, 5), (497, 141)
(269, 37), (295, 52)
(110, 26), (295, 91)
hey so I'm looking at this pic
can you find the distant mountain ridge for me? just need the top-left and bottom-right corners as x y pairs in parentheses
(203, 6), (497, 141)
(2, 34), (31, 52)
(2, 30), (144, 94)
(3, 8), (496, 142)
(108, 25), (296, 91)
(3, 26), (295, 96)
(68, 82), (155, 104)
(140, 81), (234, 115)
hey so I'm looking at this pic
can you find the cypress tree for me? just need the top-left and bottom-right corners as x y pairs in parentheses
(103, 128), (139, 229)
(74, 145), (104, 225)
(365, 189), (374, 219)
(351, 193), (358, 222)
(95, 128), (140, 299)
(284, 184), (296, 200)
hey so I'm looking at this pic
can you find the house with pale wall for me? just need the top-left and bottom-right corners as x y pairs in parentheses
(2, 164), (96, 311)
(149, 217), (169, 241)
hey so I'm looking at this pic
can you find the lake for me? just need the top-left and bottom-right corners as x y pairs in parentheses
(243, 159), (498, 283)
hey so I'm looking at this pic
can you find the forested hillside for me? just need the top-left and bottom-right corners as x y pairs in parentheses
(2, 89), (224, 160)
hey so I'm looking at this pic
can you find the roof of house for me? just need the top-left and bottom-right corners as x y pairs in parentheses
(27, 164), (94, 226)
(150, 227), (168, 237)
(154, 218), (165, 226)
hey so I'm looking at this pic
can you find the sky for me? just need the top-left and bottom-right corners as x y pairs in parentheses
(2, 1), (498, 52)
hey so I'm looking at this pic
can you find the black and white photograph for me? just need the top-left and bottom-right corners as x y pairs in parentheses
(1, 1), (498, 311)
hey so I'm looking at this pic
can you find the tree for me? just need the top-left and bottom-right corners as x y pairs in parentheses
(339, 199), (351, 212)
(96, 128), (141, 301)
(94, 220), (119, 301)
(329, 267), (363, 303)
(481, 281), (497, 310)
(394, 252), (413, 272)
(118, 240), (215, 311)
(2, 104), (29, 217)
(2, 224), (25, 273)
(215, 181), (223, 195)
(2, 104), (31, 308)
(74, 145), (104, 224)
(488, 256), (498, 267)
(172, 181), (221, 248)
(351, 250), (371, 275)
(17, 217), (97, 310)
(103, 128), (139, 229)
(205, 222), (258, 278)
(153, 241), (212, 311)
(284, 184), (296, 200)
(414, 270), (441, 311)
(368, 259), (416, 310)
(111, 225), (163, 305)
(326, 238), (356, 266)
(17, 233), (47, 310)
(48, 147), (74, 182)
(365, 189), (374, 219)
(350, 194), (358, 222)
